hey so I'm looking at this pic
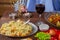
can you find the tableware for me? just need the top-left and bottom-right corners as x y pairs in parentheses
(39, 24), (49, 31)
(9, 13), (17, 19)
(35, 0), (45, 26)
(24, 19), (30, 25)
(23, 13), (32, 21)
(44, 11), (60, 29)
(36, 4), (45, 16)
(20, 38), (32, 40)
(20, 19), (30, 27)
(0, 20), (38, 38)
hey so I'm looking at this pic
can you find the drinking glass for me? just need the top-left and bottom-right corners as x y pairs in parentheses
(35, 0), (45, 25)
(9, 13), (17, 20)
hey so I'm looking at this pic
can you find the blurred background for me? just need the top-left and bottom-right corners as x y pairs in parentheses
(0, 0), (60, 17)
(0, 0), (28, 17)
(0, 0), (17, 16)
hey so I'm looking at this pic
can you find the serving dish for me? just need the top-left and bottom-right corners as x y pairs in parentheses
(44, 11), (60, 29)
(0, 20), (38, 38)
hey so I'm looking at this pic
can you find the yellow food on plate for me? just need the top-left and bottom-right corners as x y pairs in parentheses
(0, 20), (32, 37)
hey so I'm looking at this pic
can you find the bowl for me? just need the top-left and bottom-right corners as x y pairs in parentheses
(39, 24), (49, 31)
(44, 11), (60, 29)
(0, 19), (38, 38)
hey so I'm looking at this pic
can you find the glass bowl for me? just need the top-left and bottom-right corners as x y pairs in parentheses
(44, 11), (60, 29)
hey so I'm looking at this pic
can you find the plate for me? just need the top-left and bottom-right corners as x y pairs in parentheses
(44, 11), (60, 29)
(0, 20), (38, 38)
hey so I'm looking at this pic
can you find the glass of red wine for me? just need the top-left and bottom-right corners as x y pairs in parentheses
(36, 4), (45, 17)
(35, 0), (49, 31)
(35, 3), (45, 26)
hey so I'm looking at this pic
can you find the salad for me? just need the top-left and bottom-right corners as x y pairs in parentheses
(35, 32), (51, 40)
(35, 28), (59, 40)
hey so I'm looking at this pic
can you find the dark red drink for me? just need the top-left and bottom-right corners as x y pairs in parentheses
(36, 4), (45, 14)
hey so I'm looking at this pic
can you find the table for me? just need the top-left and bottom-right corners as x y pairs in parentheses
(0, 10), (52, 40)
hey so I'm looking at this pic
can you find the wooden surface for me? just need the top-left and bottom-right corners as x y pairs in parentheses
(0, 4), (14, 17)
(0, 0), (17, 4)
(0, 10), (51, 40)
(0, 0), (17, 16)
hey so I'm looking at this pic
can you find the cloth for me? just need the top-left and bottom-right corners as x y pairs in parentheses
(26, 0), (36, 12)
(26, 0), (54, 12)
(44, 0), (54, 12)
(14, 0), (60, 12)
(52, 0), (60, 11)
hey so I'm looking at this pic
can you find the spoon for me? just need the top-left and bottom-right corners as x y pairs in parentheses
(21, 19), (30, 27)
(24, 19), (30, 25)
